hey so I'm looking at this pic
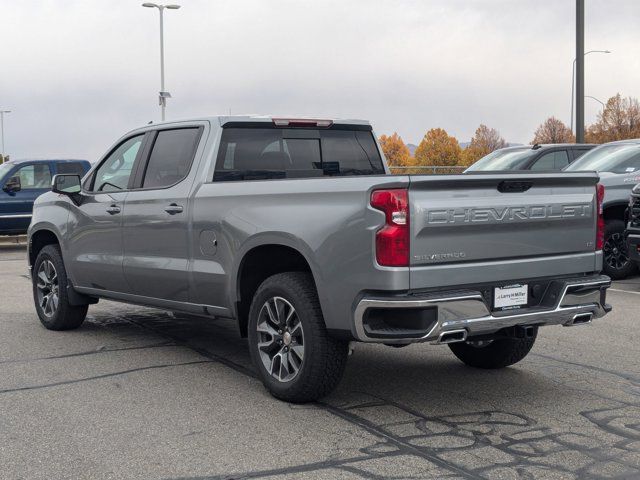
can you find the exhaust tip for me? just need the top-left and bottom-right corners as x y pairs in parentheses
(437, 329), (468, 344)
(569, 313), (593, 326)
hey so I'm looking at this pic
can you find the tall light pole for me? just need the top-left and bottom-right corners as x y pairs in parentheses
(142, 3), (181, 121)
(571, 49), (610, 136)
(0, 110), (10, 162)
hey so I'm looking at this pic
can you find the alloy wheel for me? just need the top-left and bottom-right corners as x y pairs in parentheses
(256, 296), (305, 383)
(36, 260), (59, 318)
(603, 232), (630, 271)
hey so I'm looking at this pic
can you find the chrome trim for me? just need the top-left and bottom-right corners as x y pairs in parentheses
(565, 312), (593, 326)
(354, 276), (610, 344)
(436, 329), (467, 344)
(0, 214), (32, 219)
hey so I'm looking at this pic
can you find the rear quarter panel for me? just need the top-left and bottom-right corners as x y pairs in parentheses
(190, 175), (410, 331)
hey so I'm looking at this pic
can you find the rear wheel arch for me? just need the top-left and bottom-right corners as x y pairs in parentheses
(234, 243), (322, 338)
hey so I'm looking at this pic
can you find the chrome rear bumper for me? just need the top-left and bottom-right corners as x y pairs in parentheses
(353, 275), (611, 344)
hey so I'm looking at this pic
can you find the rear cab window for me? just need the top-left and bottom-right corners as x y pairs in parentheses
(213, 126), (385, 181)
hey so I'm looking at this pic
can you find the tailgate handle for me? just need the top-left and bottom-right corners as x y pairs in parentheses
(497, 181), (533, 193)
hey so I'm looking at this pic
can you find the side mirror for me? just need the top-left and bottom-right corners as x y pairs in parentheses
(52, 174), (81, 195)
(3, 176), (21, 193)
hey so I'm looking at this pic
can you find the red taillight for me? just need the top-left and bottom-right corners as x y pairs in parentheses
(370, 189), (409, 267)
(596, 183), (605, 250)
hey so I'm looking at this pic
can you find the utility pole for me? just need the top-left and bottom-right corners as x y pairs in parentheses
(0, 110), (10, 162)
(575, 0), (585, 142)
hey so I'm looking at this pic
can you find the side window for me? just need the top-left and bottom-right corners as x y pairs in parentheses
(531, 151), (568, 171)
(141, 128), (201, 189)
(92, 135), (144, 192)
(553, 150), (570, 169)
(57, 162), (87, 176)
(13, 163), (52, 189)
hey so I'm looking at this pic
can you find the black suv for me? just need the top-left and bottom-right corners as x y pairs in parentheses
(465, 144), (595, 172)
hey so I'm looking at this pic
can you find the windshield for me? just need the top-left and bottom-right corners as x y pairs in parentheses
(465, 148), (535, 171)
(0, 162), (14, 182)
(565, 143), (640, 173)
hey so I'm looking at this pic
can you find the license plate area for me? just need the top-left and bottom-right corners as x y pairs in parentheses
(493, 284), (528, 311)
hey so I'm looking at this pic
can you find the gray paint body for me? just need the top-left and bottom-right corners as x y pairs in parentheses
(28, 116), (605, 339)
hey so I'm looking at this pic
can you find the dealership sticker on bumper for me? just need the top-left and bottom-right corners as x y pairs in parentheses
(494, 284), (528, 310)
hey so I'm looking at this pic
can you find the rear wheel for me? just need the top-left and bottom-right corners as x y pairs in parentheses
(32, 244), (88, 330)
(248, 272), (348, 403)
(448, 329), (537, 369)
(603, 219), (636, 279)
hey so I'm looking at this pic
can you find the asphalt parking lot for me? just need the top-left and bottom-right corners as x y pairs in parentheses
(1, 243), (639, 480)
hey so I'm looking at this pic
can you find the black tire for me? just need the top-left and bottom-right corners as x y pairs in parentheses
(602, 219), (636, 280)
(448, 329), (537, 369)
(32, 244), (88, 330)
(248, 272), (348, 403)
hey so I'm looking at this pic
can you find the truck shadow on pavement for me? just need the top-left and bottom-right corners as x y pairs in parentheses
(58, 308), (640, 479)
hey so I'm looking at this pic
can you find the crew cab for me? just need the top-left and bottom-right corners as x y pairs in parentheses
(28, 116), (611, 402)
(1, 159), (90, 235)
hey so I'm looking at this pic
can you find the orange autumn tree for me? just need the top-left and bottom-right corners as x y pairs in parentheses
(461, 124), (507, 166)
(378, 132), (412, 167)
(531, 117), (575, 144)
(414, 128), (461, 166)
(585, 93), (640, 143)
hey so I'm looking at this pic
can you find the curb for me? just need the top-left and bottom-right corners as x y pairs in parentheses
(0, 235), (27, 246)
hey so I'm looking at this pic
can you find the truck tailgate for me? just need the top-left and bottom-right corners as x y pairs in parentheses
(408, 172), (600, 289)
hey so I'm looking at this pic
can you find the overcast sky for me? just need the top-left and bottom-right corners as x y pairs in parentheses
(1, 0), (639, 160)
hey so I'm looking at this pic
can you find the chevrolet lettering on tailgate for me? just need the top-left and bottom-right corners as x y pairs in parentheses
(426, 204), (592, 225)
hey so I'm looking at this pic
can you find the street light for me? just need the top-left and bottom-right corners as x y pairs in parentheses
(142, 3), (181, 121)
(585, 95), (605, 109)
(571, 50), (610, 134)
(0, 110), (10, 162)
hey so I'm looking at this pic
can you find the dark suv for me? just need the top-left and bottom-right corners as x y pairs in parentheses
(465, 144), (595, 172)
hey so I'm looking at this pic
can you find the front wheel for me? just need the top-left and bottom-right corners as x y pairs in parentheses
(603, 219), (636, 280)
(247, 272), (348, 403)
(448, 328), (537, 369)
(32, 244), (88, 330)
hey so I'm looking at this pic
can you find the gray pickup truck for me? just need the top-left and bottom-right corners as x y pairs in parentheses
(28, 116), (611, 402)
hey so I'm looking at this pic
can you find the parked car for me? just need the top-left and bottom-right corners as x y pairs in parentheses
(1, 159), (91, 235)
(626, 183), (640, 268)
(465, 143), (595, 172)
(564, 139), (640, 279)
(28, 116), (611, 402)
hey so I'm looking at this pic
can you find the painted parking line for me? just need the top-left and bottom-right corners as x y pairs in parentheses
(609, 288), (640, 295)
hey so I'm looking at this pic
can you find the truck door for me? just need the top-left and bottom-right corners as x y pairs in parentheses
(0, 162), (52, 233)
(66, 134), (146, 292)
(122, 126), (204, 303)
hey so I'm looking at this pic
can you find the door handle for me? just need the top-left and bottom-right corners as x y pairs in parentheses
(106, 205), (121, 215)
(164, 203), (184, 215)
